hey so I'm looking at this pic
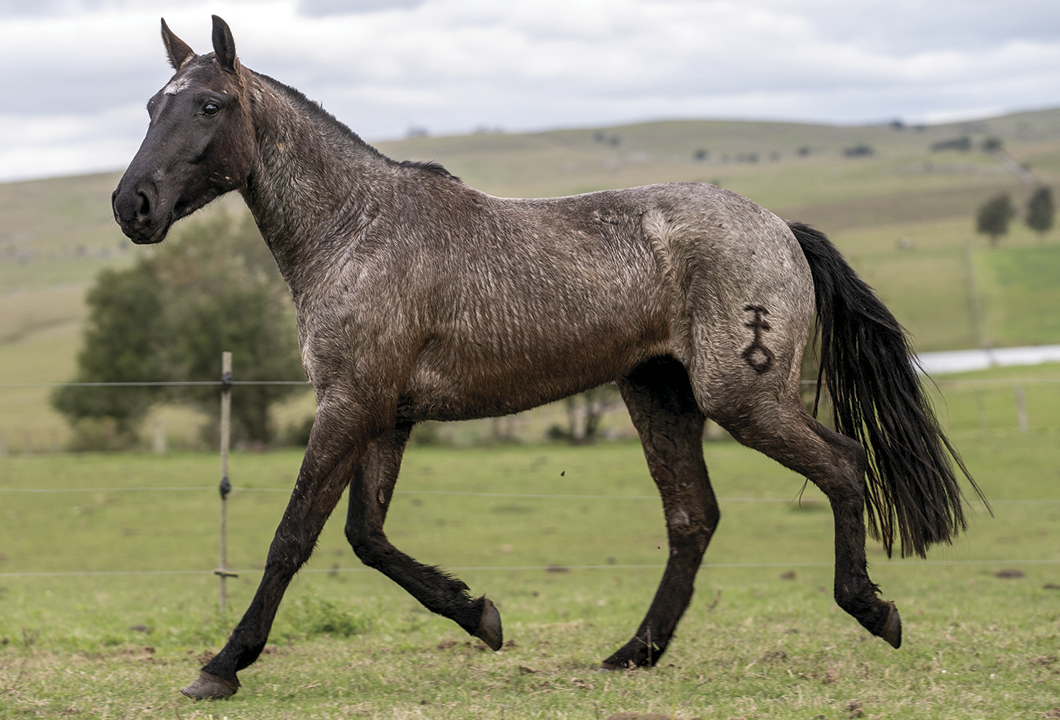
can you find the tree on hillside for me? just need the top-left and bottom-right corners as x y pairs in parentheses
(1025, 186), (1054, 240)
(157, 212), (306, 445)
(930, 136), (971, 152)
(843, 144), (874, 158)
(53, 212), (305, 448)
(52, 265), (171, 446)
(981, 137), (1003, 152)
(976, 193), (1016, 246)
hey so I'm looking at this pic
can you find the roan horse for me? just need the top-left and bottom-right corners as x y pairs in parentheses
(113, 16), (985, 700)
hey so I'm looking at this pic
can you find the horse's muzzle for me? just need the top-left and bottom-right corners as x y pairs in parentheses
(112, 178), (171, 244)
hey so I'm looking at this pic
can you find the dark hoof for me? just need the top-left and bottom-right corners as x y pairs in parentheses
(181, 671), (239, 700)
(878, 602), (902, 649)
(476, 597), (503, 651)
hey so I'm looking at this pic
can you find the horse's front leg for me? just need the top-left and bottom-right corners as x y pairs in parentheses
(181, 401), (369, 700)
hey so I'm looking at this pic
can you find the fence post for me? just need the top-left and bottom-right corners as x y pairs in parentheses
(214, 351), (238, 611)
(152, 418), (166, 454)
(1014, 385), (1029, 434)
(976, 390), (988, 434)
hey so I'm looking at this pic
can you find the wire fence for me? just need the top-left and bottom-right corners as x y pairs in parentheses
(3, 558), (1059, 580)
(3, 374), (1060, 456)
(1, 483), (1058, 581)
(2, 485), (1057, 505)
(1, 370), (1059, 592)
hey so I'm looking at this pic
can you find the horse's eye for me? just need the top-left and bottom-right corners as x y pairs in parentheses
(202, 102), (221, 117)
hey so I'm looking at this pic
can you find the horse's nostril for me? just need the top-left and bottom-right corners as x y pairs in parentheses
(137, 190), (151, 218)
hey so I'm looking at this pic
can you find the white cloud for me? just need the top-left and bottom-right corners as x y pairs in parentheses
(1, 0), (1058, 181)
(0, 106), (144, 181)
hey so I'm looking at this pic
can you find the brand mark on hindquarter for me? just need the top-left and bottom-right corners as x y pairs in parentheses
(741, 305), (775, 373)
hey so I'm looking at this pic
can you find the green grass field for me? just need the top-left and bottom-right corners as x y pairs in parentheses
(1, 433), (1058, 718)
(2, 109), (1060, 717)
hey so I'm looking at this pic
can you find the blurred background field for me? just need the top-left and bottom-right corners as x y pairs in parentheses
(2, 109), (1060, 452)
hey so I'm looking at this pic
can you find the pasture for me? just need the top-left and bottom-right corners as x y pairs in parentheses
(2, 107), (1059, 717)
(1, 428), (1058, 718)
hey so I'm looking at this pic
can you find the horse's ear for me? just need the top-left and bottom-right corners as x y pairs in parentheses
(212, 15), (240, 75)
(161, 18), (195, 70)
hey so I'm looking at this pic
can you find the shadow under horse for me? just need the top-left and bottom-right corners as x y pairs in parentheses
(111, 16), (986, 700)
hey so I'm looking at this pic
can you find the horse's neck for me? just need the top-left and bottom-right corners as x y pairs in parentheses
(240, 75), (385, 297)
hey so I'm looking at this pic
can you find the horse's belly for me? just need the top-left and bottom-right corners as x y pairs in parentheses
(397, 315), (671, 423)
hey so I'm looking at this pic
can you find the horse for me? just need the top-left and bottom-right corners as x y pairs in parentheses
(112, 16), (985, 700)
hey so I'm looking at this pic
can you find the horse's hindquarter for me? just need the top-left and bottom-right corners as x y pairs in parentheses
(658, 184), (815, 405)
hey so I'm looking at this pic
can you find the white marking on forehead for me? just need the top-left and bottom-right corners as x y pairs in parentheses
(163, 76), (192, 96)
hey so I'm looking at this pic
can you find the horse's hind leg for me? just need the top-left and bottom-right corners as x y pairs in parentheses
(344, 426), (502, 650)
(709, 393), (901, 648)
(603, 357), (720, 670)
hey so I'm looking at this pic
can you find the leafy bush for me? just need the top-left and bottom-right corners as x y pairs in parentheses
(930, 136), (972, 152)
(275, 593), (370, 642)
(843, 144), (874, 157)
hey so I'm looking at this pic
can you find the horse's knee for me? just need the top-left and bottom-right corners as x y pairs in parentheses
(667, 509), (716, 559)
(705, 501), (721, 534)
(264, 527), (317, 571)
(682, 527), (711, 559)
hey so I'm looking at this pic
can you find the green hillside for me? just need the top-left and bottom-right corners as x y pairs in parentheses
(2, 109), (1059, 450)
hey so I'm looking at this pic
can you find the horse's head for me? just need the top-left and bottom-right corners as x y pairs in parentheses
(112, 16), (256, 244)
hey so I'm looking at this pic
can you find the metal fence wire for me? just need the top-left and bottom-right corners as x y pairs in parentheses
(1, 357), (1058, 594)
(3, 374), (1059, 456)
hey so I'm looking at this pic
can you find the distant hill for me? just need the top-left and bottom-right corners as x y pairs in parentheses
(3, 107), (1058, 293)
(1, 109), (1058, 448)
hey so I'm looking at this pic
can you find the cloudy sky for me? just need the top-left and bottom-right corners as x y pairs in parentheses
(1, 0), (1058, 182)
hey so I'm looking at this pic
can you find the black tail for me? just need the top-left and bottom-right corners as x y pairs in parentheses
(789, 221), (988, 558)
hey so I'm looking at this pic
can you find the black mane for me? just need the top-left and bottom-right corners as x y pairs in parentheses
(253, 70), (460, 183)
(397, 159), (460, 181)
